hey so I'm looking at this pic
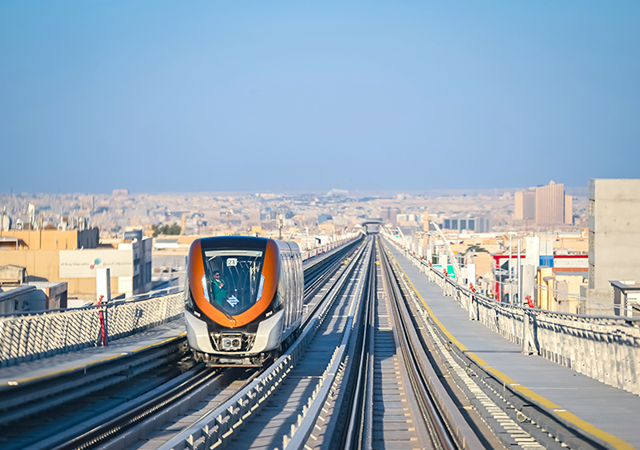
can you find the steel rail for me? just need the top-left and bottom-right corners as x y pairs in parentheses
(341, 238), (376, 450)
(50, 241), (365, 450)
(303, 235), (362, 299)
(0, 336), (187, 428)
(380, 240), (483, 450)
(282, 237), (374, 450)
(48, 366), (222, 450)
(157, 239), (370, 450)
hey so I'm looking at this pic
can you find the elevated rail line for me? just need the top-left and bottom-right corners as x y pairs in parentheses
(156, 237), (372, 450)
(0, 238), (363, 450)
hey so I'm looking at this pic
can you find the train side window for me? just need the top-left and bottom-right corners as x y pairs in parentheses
(284, 253), (291, 327)
(286, 253), (293, 327)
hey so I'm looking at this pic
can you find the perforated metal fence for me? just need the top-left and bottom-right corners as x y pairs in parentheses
(0, 237), (360, 369)
(301, 234), (359, 261)
(384, 237), (640, 396)
(0, 288), (183, 367)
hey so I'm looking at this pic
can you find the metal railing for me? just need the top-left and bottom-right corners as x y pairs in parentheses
(384, 236), (640, 397)
(0, 235), (362, 369)
(301, 234), (360, 261)
(0, 291), (184, 367)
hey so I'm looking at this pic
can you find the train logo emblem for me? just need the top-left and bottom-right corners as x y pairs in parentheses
(227, 296), (239, 307)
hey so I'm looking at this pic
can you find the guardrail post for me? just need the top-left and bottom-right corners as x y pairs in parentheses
(96, 296), (108, 347)
(522, 308), (538, 355)
(468, 293), (476, 321)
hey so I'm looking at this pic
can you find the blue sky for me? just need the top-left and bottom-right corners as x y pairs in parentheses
(1, 1), (639, 193)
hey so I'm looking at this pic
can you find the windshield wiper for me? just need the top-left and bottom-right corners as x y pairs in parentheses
(220, 308), (236, 323)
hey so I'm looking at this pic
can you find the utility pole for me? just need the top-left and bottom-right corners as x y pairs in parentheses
(507, 232), (517, 304)
(517, 240), (522, 306)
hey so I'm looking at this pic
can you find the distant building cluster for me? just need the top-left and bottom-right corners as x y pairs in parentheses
(514, 181), (573, 226)
(3, 180), (635, 319)
(392, 179), (640, 318)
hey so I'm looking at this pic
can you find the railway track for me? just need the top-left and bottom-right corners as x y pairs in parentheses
(148, 235), (488, 450)
(157, 237), (372, 450)
(0, 240), (362, 450)
(383, 238), (608, 450)
(358, 244), (429, 449)
(377, 238), (483, 450)
(289, 236), (485, 450)
(3, 235), (512, 450)
(99, 239), (364, 450)
(0, 337), (193, 450)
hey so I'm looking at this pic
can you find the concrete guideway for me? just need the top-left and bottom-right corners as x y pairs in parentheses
(0, 237), (360, 386)
(0, 242), (362, 450)
(385, 242), (640, 450)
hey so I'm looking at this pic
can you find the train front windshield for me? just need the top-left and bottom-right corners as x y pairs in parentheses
(202, 249), (265, 315)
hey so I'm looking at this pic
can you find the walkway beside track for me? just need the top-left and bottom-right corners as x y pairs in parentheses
(386, 242), (640, 450)
(0, 319), (185, 389)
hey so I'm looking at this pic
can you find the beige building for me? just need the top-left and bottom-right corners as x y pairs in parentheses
(536, 267), (587, 314)
(60, 237), (153, 300)
(0, 228), (152, 300)
(564, 194), (573, 225)
(0, 228), (99, 283)
(0, 228), (98, 251)
(536, 181), (570, 226)
(514, 191), (535, 221)
(587, 179), (640, 312)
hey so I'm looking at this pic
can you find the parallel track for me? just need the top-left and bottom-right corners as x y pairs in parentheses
(0, 240), (361, 450)
(157, 237), (371, 450)
(331, 236), (483, 450)
(379, 238), (457, 450)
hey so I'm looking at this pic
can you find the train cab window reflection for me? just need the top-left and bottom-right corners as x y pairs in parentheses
(202, 249), (265, 315)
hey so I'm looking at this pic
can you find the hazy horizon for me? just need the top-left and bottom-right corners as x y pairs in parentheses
(0, 185), (590, 198)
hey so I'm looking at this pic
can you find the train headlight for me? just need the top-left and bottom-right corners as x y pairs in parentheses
(221, 335), (242, 351)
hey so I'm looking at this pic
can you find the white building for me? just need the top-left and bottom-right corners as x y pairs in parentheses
(60, 237), (153, 299)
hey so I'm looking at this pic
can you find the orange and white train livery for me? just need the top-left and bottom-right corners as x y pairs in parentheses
(184, 236), (304, 366)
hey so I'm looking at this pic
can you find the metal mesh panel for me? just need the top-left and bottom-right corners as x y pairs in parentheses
(0, 291), (184, 368)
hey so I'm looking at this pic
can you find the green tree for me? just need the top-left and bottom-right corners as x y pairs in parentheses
(152, 223), (181, 237)
(460, 244), (489, 256)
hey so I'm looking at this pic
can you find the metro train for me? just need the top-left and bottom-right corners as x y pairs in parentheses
(184, 236), (304, 366)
